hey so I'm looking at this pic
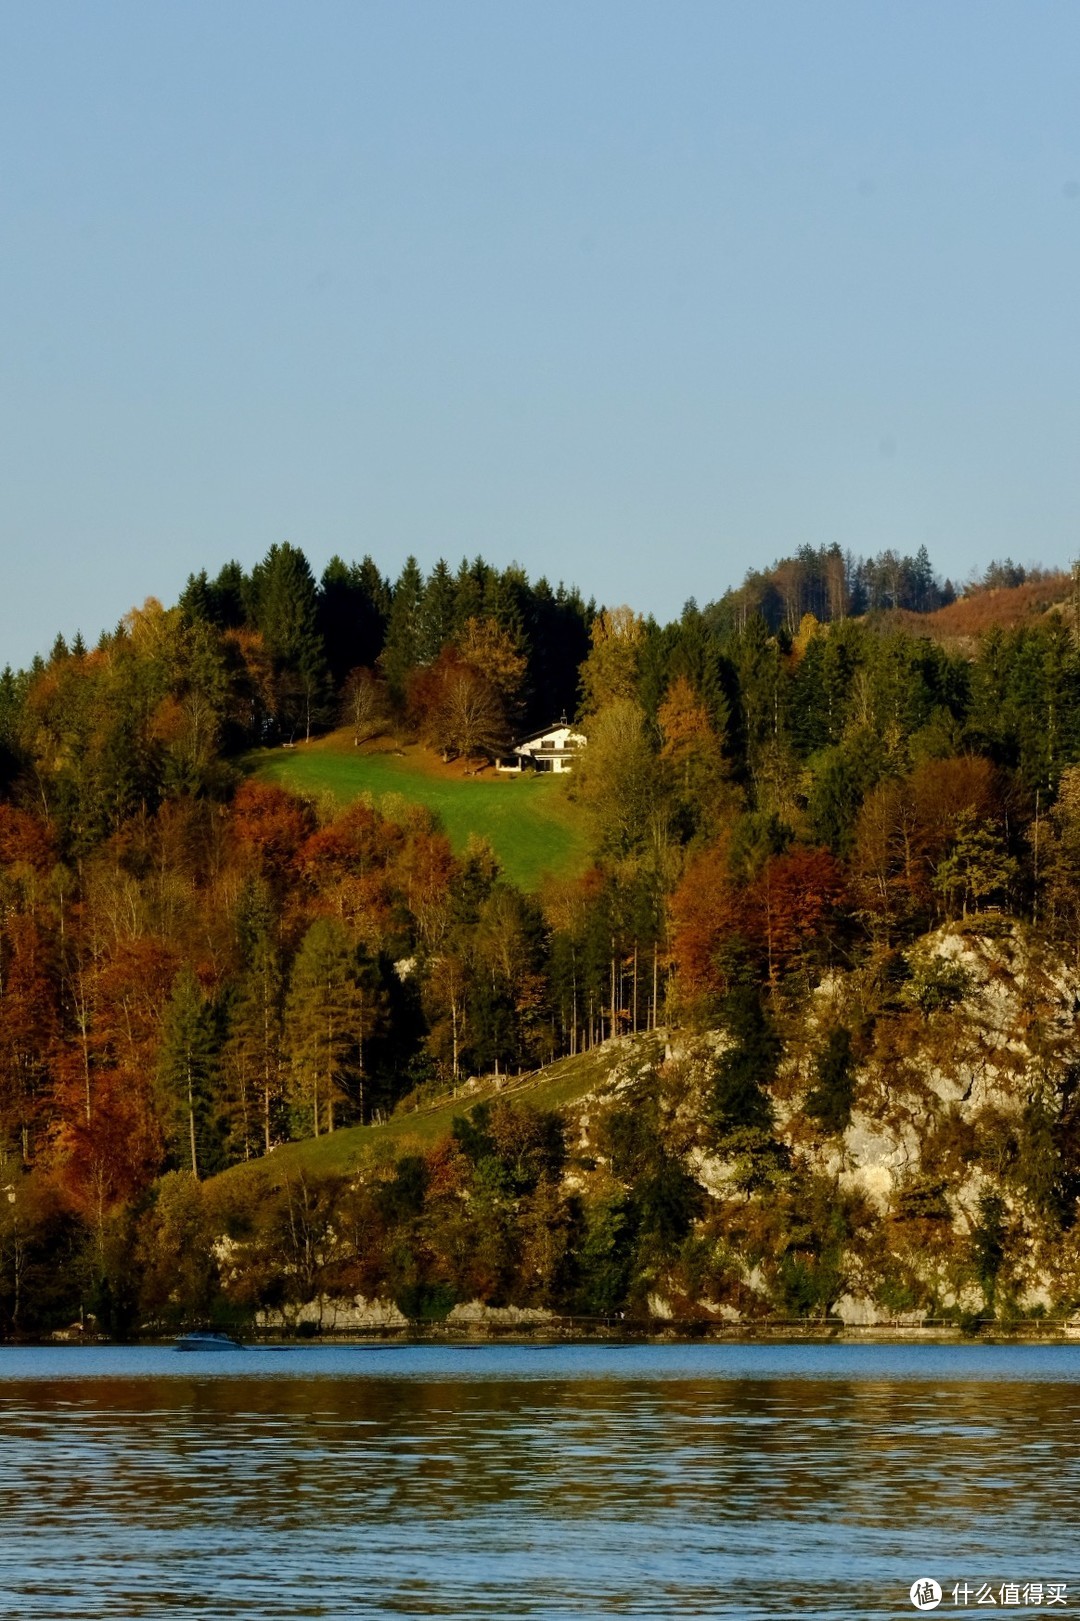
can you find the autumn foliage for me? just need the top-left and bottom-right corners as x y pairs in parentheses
(670, 838), (846, 998)
(3, 537), (1080, 1333)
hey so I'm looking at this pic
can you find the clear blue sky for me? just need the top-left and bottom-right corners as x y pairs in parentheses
(3, 1), (1080, 667)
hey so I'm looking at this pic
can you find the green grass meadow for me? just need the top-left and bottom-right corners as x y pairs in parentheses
(211, 1038), (658, 1199)
(246, 738), (591, 891)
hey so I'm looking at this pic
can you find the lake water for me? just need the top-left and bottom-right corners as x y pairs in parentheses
(1, 1342), (1078, 1619)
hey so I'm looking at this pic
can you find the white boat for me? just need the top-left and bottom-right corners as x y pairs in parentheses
(175, 1331), (243, 1352)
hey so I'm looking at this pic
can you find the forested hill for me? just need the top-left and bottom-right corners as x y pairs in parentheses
(4, 540), (1080, 1336)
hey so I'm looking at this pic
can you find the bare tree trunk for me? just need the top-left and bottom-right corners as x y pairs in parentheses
(240, 1063), (250, 1161)
(325, 1005), (334, 1132)
(187, 1063), (199, 1181)
(81, 1023), (92, 1124)
(263, 985), (273, 1155)
(571, 958), (578, 1057)
(1033, 788), (1041, 924)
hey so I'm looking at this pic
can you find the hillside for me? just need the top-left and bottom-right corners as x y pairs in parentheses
(246, 731), (590, 890)
(10, 540), (1080, 1342)
(187, 918), (1080, 1337)
(886, 572), (1072, 646)
(213, 1039), (634, 1194)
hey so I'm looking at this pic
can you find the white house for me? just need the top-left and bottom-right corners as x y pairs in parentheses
(496, 717), (586, 774)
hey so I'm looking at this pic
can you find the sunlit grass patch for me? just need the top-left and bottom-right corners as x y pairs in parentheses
(244, 732), (590, 891)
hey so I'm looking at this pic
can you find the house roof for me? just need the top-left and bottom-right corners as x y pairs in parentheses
(511, 717), (585, 749)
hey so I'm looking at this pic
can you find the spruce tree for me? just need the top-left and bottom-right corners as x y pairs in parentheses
(453, 556), (490, 633)
(417, 559), (458, 663)
(318, 555), (390, 688)
(381, 556), (425, 707)
(251, 543), (329, 741)
(178, 571), (215, 626)
(209, 560), (248, 628)
(157, 967), (220, 1180)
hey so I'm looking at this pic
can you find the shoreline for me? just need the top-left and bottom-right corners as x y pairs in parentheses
(29, 1318), (1080, 1348)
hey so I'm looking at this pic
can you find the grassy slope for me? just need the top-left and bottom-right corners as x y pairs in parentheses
(211, 1037), (661, 1202)
(887, 573), (1071, 646)
(245, 733), (590, 891)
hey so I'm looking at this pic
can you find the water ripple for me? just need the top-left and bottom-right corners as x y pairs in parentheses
(1, 1345), (1079, 1616)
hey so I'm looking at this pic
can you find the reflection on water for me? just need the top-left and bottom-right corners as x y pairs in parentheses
(1, 1345), (1078, 1618)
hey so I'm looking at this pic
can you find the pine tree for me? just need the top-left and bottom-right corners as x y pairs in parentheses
(157, 967), (220, 1180)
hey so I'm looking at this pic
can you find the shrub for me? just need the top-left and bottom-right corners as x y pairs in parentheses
(805, 1026), (857, 1134)
(904, 952), (971, 1016)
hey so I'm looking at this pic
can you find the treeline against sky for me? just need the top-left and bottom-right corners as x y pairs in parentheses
(709, 543), (1063, 635)
(3, 540), (1080, 1330)
(0, 549), (594, 798)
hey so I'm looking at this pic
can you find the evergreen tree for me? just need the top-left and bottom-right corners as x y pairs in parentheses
(417, 559), (458, 664)
(157, 967), (221, 1180)
(178, 571), (215, 626)
(483, 566), (529, 652)
(805, 1026), (857, 1134)
(250, 543), (330, 741)
(522, 580), (591, 729)
(0, 666), (26, 789)
(453, 556), (490, 633)
(734, 613), (788, 791)
(318, 555), (390, 688)
(209, 560), (248, 628)
(381, 556), (426, 706)
(710, 983), (779, 1138)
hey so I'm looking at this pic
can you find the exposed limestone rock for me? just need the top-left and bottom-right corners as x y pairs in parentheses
(833, 1293), (925, 1327)
(838, 1116), (921, 1211)
(686, 1147), (732, 1198)
(230, 920), (1080, 1334)
(445, 1300), (555, 1327)
(255, 1295), (408, 1331)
